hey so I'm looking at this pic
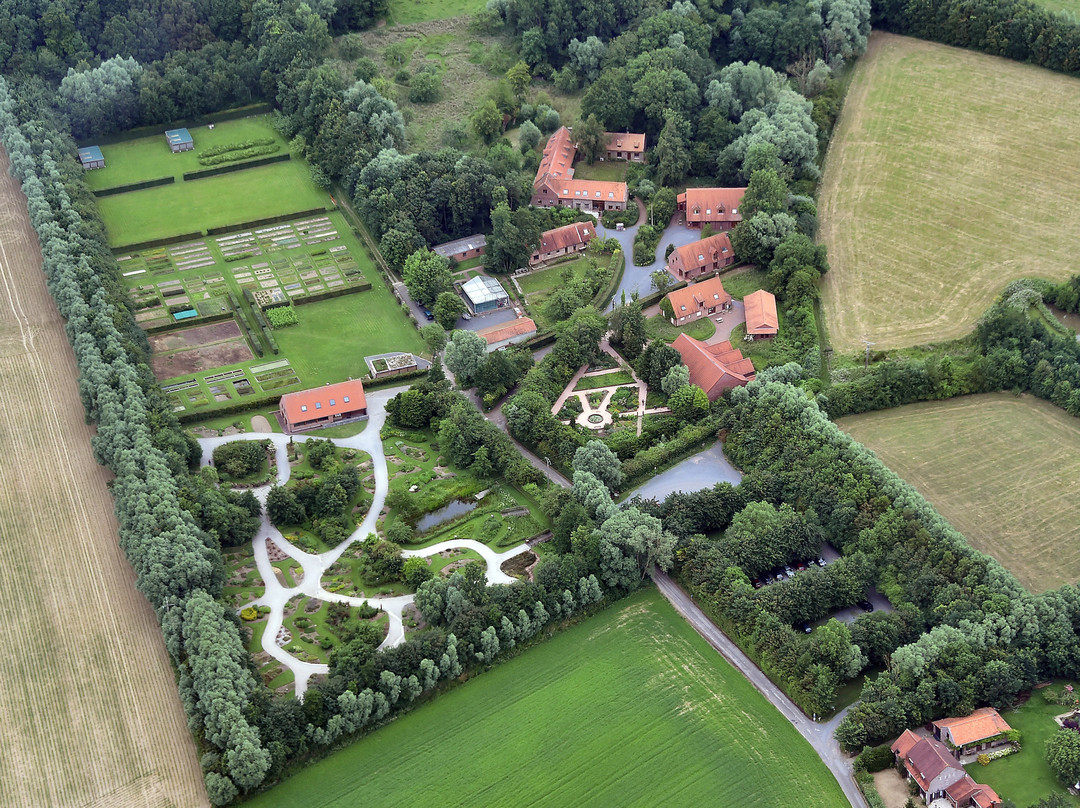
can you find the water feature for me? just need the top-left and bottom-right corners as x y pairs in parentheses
(415, 499), (478, 533)
(625, 443), (743, 502)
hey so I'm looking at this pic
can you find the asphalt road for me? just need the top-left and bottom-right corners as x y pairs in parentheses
(652, 570), (869, 808)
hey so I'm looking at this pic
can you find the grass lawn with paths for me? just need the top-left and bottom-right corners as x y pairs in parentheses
(244, 587), (849, 808)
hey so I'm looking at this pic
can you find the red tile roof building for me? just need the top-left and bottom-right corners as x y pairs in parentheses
(890, 733), (967, 803)
(666, 233), (736, 281)
(604, 131), (646, 162)
(279, 379), (367, 433)
(932, 708), (1013, 753)
(529, 221), (596, 265)
(475, 316), (537, 352)
(677, 187), (747, 230)
(946, 776), (1002, 808)
(665, 277), (732, 325)
(671, 333), (755, 400)
(743, 289), (779, 337)
(530, 126), (630, 212)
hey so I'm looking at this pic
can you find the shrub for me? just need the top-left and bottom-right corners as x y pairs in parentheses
(977, 753), (990, 766)
(265, 305), (299, 329)
(240, 607), (258, 621)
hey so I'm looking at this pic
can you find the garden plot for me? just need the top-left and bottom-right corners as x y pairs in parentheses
(149, 320), (253, 380)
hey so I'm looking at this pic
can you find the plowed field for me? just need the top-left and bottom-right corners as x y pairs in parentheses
(0, 149), (206, 807)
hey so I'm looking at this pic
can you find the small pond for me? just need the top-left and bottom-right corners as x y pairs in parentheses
(415, 499), (478, 533)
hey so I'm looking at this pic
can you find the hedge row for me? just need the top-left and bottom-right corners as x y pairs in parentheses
(244, 291), (280, 355)
(206, 207), (330, 236)
(143, 310), (232, 335)
(91, 103), (274, 145)
(229, 291), (265, 358)
(183, 152), (290, 182)
(363, 368), (427, 391)
(292, 281), (372, 306)
(178, 394), (280, 424)
(113, 231), (203, 254)
(93, 175), (175, 197)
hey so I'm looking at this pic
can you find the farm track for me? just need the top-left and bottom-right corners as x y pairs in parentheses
(0, 150), (206, 807)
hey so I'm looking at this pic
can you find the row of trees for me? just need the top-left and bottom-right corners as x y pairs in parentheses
(0, 77), (268, 801)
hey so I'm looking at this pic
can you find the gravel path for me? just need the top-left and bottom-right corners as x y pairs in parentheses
(198, 387), (529, 696)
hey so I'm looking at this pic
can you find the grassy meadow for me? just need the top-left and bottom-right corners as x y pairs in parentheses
(97, 161), (331, 246)
(245, 587), (849, 808)
(85, 116), (288, 188)
(385, 0), (483, 24)
(837, 393), (1080, 592)
(818, 33), (1080, 352)
(1036, 0), (1080, 15)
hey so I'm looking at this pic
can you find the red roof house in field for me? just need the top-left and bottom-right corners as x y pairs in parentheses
(932, 708), (1013, 755)
(671, 333), (755, 400)
(666, 233), (736, 281)
(530, 126), (629, 212)
(677, 187), (747, 230)
(530, 221), (596, 265)
(743, 289), (779, 338)
(665, 276), (732, 325)
(279, 379), (367, 433)
(604, 131), (646, 162)
(475, 316), (537, 352)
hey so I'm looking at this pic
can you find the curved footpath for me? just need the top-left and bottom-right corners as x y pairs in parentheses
(197, 387), (529, 696)
(653, 570), (868, 808)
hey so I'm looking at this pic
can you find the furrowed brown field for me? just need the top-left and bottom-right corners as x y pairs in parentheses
(0, 150), (206, 807)
(819, 33), (1080, 353)
(837, 393), (1080, 593)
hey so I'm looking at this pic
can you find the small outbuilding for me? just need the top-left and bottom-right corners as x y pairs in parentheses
(165, 128), (194, 153)
(433, 235), (487, 263)
(476, 316), (537, 352)
(78, 145), (105, 170)
(278, 379), (367, 433)
(743, 289), (779, 338)
(460, 274), (510, 315)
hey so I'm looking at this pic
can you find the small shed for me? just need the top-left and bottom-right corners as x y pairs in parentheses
(460, 275), (510, 314)
(78, 146), (105, 170)
(433, 234), (487, 263)
(165, 128), (194, 153)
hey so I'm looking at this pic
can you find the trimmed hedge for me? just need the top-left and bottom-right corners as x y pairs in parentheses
(206, 207), (330, 237)
(183, 152), (290, 181)
(91, 103), (274, 145)
(292, 282), (372, 305)
(93, 175), (175, 197)
(144, 310), (232, 335)
(244, 291), (280, 355)
(363, 368), (427, 391)
(178, 395), (281, 424)
(113, 231), (203, 253)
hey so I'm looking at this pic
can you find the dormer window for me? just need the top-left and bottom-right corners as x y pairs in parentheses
(344, 396), (350, 403)
(329, 399), (335, 406)
(301, 405), (307, 412)
(315, 402), (322, 409)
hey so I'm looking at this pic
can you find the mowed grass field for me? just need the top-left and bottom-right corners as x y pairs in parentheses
(97, 160), (331, 246)
(84, 115), (287, 188)
(385, 0), (483, 24)
(837, 393), (1080, 592)
(819, 33), (1080, 353)
(246, 588), (848, 808)
(0, 149), (206, 806)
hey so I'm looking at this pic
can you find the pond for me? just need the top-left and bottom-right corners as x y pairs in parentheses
(415, 499), (478, 533)
(625, 443), (743, 503)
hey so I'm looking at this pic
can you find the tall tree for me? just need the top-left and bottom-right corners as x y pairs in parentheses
(573, 114), (606, 164)
(402, 248), (453, 308)
(652, 109), (692, 186)
(444, 330), (488, 385)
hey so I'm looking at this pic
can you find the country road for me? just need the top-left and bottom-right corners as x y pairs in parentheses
(652, 570), (869, 808)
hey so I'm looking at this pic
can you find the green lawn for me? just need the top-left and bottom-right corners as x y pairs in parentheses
(97, 160), (331, 246)
(572, 160), (629, 182)
(719, 267), (768, 300)
(646, 312), (716, 343)
(964, 686), (1080, 806)
(1036, 0), (1080, 16)
(245, 587), (849, 808)
(573, 370), (635, 390)
(517, 257), (592, 295)
(85, 116), (288, 188)
(386, 0), (483, 24)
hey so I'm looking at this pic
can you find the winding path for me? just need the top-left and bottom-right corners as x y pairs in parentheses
(197, 387), (530, 696)
(652, 570), (868, 808)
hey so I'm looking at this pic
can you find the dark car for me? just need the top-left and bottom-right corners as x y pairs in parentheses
(858, 600), (874, 612)
(422, 307), (434, 321)
(800, 622), (813, 634)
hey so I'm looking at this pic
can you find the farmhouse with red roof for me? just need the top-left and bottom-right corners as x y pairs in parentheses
(932, 708), (1013, 756)
(530, 221), (596, 266)
(530, 126), (631, 212)
(891, 730), (1002, 807)
(278, 379), (367, 433)
(677, 187), (746, 230)
(665, 276), (732, 325)
(671, 333), (755, 400)
(666, 233), (736, 281)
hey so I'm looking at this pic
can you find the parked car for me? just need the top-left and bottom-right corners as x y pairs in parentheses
(816, 557), (827, 567)
(752, 579), (763, 589)
(800, 622), (813, 634)
(783, 565), (794, 577)
(775, 572), (785, 582)
(796, 561), (808, 572)
(422, 307), (434, 321)
(858, 600), (874, 612)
